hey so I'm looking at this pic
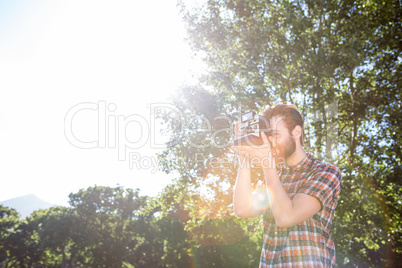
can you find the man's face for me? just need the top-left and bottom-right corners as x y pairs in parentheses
(268, 116), (297, 160)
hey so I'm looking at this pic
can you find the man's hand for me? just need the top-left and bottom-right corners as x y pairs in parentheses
(232, 131), (276, 170)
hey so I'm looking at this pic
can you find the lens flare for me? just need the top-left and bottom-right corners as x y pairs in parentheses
(251, 187), (271, 212)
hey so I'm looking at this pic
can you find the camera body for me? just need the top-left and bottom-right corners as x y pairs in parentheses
(233, 111), (274, 146)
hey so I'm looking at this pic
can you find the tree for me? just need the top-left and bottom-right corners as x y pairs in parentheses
(32, 206), (81, 268)
(0, 205), (20, 267)
(156, 0), (402, 266)
(68, 185), (162, 267)
(4, 214), (43, 268)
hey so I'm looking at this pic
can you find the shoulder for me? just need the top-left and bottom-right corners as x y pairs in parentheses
(307, 158), (342, 194)
(299, 157), (343, 204)
(311, 158), (342, 179)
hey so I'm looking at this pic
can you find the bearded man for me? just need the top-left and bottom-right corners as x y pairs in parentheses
(232, 104), (342, 267)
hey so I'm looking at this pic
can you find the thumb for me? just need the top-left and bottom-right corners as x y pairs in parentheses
(261, 131), (270, 148)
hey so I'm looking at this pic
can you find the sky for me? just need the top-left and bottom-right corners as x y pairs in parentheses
(0, 0), (205, 206)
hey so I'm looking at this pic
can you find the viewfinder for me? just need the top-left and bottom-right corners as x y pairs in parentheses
(241, 111), (255, 123)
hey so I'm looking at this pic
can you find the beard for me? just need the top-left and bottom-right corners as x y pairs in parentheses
(284, 135), (297, 158)
(272, 135), (297, 161)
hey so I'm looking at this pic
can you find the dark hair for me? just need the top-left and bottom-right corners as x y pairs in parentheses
(262, 104), (304, 145)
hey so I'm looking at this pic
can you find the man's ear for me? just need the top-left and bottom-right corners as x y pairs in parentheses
(292, 125), (302, 140)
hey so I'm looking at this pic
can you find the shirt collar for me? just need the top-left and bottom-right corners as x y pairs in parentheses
(283, 152), (315, 173)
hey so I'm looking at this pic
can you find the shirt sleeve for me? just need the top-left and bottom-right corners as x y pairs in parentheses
(297, 165), (342, 210)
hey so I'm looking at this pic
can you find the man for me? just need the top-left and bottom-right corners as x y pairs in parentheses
(232, 104), (342, 267)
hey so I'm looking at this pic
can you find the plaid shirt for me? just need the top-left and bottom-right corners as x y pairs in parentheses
(259, 153), (342, 268)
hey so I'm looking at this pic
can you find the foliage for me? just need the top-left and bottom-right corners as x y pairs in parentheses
(155, 0), (402, 267)
(0, 0), (401, 267)
(0, 206), (20, 266)
(0, 187), (161, 267)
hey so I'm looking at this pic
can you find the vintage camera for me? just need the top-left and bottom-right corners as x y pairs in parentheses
(233, 111), (274, 146)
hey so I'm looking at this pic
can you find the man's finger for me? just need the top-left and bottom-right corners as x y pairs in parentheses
(261, 132), (270, 147)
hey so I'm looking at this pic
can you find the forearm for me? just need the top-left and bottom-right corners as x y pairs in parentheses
(233, 160), (263, 218)
(263, 168), (294, 227)
(233, 164), (253, 217)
